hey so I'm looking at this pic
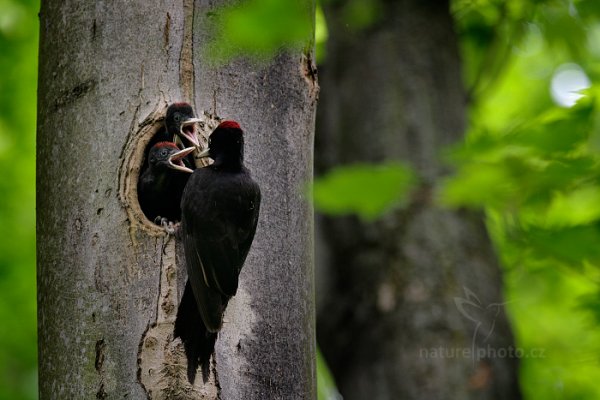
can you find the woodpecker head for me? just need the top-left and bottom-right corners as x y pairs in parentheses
(165, 103), (202, 148)
(196, 120), (244, 165)
(148, 142), (195, 174)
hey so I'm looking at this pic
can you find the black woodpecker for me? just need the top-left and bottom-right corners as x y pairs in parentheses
(143, 103), (200, 170)
(165, 102), (202, 149)
(174, 120), (261, 383)
(138, 142), (194, 222)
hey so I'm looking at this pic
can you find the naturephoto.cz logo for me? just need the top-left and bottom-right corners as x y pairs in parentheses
(419, 345), (546, 360)
(419, 287), (546, 361)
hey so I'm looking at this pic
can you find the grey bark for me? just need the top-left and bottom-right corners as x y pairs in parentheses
(37, 1), (317, 399)
(315, 1), (521, 399)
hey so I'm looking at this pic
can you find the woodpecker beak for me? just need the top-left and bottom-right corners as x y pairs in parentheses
(180, 118), (202, 147)
(167, 147), (195, 173)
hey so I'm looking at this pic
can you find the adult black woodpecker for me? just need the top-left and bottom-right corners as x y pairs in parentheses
(137, 142), (194, 222)
(174, 120), (261, 383)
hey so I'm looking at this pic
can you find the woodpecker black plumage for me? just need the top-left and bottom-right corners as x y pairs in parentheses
(174, 121), (261, 383)
(138, 142), (194, 222)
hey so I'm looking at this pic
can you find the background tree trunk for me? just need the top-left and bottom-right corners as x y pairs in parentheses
(315, 1), (521, 399)
(37, 1), (316, 399)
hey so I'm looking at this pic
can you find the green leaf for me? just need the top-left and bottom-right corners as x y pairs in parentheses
(312, 163), (416, 220)
(575, 0), (600, 19)
(340, 0), (382, 30)
(542, 186), (600, 227)
(521, 224), (600, 265)
(511, 98), (594, 153)
(441, 162), (516, 208)
(537, 2), (588, 59)
(205, 0), (314, 63)
(577, 290), (600, 326)
(315, 3), (328, 63)
(317, 347), (340, 400)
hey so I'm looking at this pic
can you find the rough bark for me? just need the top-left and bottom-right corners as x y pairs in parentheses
(37, 1), (317, 399)
(315, 1), (521, 399)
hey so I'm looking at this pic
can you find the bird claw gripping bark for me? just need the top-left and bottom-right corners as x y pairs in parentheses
(154, 216), (176, 235)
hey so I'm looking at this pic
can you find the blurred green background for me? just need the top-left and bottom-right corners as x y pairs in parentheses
(0, 0), (38, 398)
(4, 0), (600, 399)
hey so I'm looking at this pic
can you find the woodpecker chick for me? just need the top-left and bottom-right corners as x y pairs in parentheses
(166, 102), (202, 148)
(138, 142), (194, 223)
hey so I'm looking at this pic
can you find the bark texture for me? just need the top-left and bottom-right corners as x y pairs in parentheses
(315, 1), (521, 399)
(37, 1), (316, 399)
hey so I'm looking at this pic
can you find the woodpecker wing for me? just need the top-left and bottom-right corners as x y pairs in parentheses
(181, 167), (260, 330)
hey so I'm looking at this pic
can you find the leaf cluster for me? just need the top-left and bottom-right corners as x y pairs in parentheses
(448, 1), (600, 397)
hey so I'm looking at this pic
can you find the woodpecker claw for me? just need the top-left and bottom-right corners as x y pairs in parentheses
(164, 222), (176, 235)
(153, 216), (176, 234)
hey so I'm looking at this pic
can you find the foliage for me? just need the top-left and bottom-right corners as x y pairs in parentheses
(309, 0), (600, 398)
(447, 1), (600, 398)
(0, 0), (39, 398)
(312, 163), (416, 221)
(317, 347), (341, 400)
(444, 91), (600, 398)
(204, 0), (315, 64)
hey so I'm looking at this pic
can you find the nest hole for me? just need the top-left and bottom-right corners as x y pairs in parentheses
(118, 104), (221, 235)
(118, 105), (170, 235)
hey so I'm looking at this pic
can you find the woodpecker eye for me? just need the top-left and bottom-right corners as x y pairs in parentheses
(174, 113), (181, 123)
(160, 149), (168, 157)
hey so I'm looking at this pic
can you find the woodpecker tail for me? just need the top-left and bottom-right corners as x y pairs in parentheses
(174, 281), (217, 384)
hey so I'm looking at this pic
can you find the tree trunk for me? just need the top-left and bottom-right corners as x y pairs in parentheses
(37, 1), (317, 399)
(315, 1), (521, 399)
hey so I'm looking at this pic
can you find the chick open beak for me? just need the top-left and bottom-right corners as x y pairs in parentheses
(167, 147), (195, 173)
(179, 118), (202, 148)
